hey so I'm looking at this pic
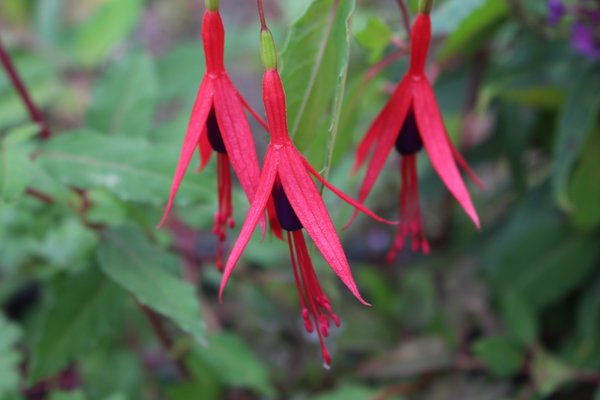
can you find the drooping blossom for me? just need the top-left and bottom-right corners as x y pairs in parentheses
(349, 2), (482, 261)
(219, 28), (394, 366)
(160, 0), (279, 270)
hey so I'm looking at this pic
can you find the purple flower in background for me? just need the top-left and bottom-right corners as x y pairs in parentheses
(548, 0), (600, 60)
(571, 22), (600, 59)
(571, 0), (600, 59)
(548, 0), (567, 24)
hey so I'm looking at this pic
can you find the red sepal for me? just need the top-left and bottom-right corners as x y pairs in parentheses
(279, 146), (369, 306)
(196, 127), (212, 171)
(413, 80), (480, 229)
(219, 149), (279, 301)
(159, 79), (213, 227)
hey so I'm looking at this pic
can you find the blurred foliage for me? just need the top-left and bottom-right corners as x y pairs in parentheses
(1, 0), (599, 399)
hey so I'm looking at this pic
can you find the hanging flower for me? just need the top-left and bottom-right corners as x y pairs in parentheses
(219, 29), (394, 366)
(350, 1), (482, 261)
(160, 0), (278, 270)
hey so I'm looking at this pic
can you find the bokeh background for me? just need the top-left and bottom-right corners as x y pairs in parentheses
(1, 0), (600, 399)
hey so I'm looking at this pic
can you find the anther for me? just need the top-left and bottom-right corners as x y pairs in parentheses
(395, 110), (423, 156)
(207, 108), (227, 154)
(272, 179), (303, 231)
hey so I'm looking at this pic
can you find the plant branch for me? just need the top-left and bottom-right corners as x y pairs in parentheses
(25, 188), (55, 204)
(139, 305), (192, 380)
(395, 0), (412, 41)
(257, 0), (267, 29)
(0, 37), (51, 139)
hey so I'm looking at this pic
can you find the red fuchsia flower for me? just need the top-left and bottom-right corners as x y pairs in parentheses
(160, 0), (279, 270)
(219, 28), (394, 367)
(349, 1), (482, 261)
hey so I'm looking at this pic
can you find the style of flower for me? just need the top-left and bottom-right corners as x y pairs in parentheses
(349, 6), (482, 261)
(219, 29), (393, 367)
(160, 2), (276, 270)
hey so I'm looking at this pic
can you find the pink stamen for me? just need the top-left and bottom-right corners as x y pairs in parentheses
(387, 155), (430, 261)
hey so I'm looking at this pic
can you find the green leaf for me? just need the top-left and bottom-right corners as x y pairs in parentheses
(501, 293), (538, 346)
(82, 350), (142, 400)
(577, 275), (600, 339)
(50, 391), (87, 400)
(312, 384), (378, 400)
(96, 227), (206, 345)
(29, 268), (125, 383)
(0, 51), (60, 130)
(473, 336), (524, 377)
(0, 123), (39, 202)
(431, 0), (488, 35)
(568, 131), (600, 232)
(156, 41), (204, 103)
(280, 0), (355, 170)
(553, 63), (600, 209)
(0, 313), (22, 398)
(85, 190), (129, 227)
(34, 0), (64, 45)
(39, 130), (213, 206)
(87, 51), (159, 137)
(484, 188), (600, 309)
(495, 102), (535, 193)
(70, 0), (143, 66)
(438, 0), (508, 60)
(33, 219), (98, 268)
(194, 333), (274, 397)
(354, 16), (393, 63)
(531, 348), (576, 396)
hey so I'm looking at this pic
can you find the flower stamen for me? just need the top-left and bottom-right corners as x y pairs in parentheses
(287, 230), (340, 367)
(388, 155), (430, 261)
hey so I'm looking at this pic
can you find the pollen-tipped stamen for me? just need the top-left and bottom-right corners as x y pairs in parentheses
(287, 230), (340, 367)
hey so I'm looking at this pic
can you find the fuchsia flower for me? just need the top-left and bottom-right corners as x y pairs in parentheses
(350, 7), (482, 261)
(160, 2), (278, 270)
(219, 29), (394, 366)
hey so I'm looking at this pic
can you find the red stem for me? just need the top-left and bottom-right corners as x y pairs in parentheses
(139, 305), (191, 380)
(25, 188), (55, 205)
(0, 37), (51, 139)
(257, 0), (267, 29)
(395, 0), (412, 41)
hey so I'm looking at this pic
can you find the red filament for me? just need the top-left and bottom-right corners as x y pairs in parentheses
(287, 230), (341, 367)
(387, 155), (430, 261)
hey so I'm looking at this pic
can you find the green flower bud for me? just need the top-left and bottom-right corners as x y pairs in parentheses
(260, 29), (278, 70)
(419, 0), (433, 14)
(205, 0), (219, 11)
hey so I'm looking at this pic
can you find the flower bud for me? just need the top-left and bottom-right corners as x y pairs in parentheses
(419, 0), (433, 14)
(260, 29), (278, 70)
(205, 0), (219, 11)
